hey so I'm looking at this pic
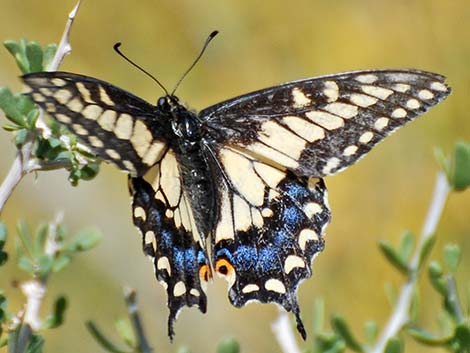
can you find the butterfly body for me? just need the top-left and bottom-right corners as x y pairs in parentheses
(22, 68), (450, 340)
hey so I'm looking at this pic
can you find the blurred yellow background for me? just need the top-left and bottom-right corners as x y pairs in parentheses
(0, 1), (469, 352)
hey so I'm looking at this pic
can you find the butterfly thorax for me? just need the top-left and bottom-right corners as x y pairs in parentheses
(158, 95), (216, 240)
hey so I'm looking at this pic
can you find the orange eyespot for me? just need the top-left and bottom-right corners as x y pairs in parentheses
(215, 258), (234, 277)
(199, 264), (212, 282)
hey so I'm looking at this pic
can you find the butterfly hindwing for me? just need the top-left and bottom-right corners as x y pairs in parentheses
(202, 70), (450, 177)
(129, 149), (211, 339)
(22, 72), (167, 175)
(210, 145), (331, 338)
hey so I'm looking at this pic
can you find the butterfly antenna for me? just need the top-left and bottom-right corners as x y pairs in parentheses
(113, 42), (169, 96)
(171, 30), (219, 95)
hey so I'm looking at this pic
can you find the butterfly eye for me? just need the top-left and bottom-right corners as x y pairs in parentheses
(157, 96), (170, 111)
(199, 264), (212, 282)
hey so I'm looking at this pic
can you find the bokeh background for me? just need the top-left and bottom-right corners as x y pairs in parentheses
(0, 1), (469, 352)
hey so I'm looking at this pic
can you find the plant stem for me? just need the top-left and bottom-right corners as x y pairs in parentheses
(272, 309), (302, 353)
(370, 172), (450, 353)
(124, 288), (153, 353)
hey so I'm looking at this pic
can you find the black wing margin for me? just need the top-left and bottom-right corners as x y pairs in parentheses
(22, 72), (168, 175)
(201, 69), (451, 177)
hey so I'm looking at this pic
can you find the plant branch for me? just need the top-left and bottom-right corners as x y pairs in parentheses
(0, 1), (81, 216)
(272, 309), (302, 353)
(370, 172), (450, 353)
(123, 288), (152, 353)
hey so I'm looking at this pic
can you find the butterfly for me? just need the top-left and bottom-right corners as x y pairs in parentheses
(22, 44), (450, 339)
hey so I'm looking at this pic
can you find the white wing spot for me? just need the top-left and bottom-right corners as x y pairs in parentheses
(165, 209), (174, 218)
(303, 202), (322, 217)
(359, 131), (374, 144)
(99, 86), (115, 105)
(45, 102), (57, 112)
(160, 151), (181, 207)
(374, 117), (390, 131)
(144, 230), (155, 245)
(242, 284), (260, 293)
(32, 93), (46, 102)
(72, 123), (88, 135)
(265, 279), (286, 294)
(284, 255), (305, 274)
(343, 145), (358, 156)
(323, 81), (339, 102)
(173, 281), (186, 297)
(391, 108), (407, 118)
(262, 208), (274, 218)
(361, 85), (394, 100)
(123, 160), (136, 173)
(324, 102), (358, 119)
(298, 229), (319, 250)
(56, 114), (71, 124)
(114, 113), (134, 139)
(53, 89), (72, 104)
(76, 82), (94, 103)
(97, 110), (117, 131)
(245, 143), (299, 169)
(282, 116), (325, 142)
(157, 256), (171, 275)
(258, 121), (307, 159)
(82, 105), (103, 120)
(39, 88), (53, 96)
(215, 185), (235, 242)
(355, 74), (378, 83)
(233, 195), (251, 232)
(131, 120), (152, 158)
(392, 83), (411, 93)
(143, 141), (166, 166)
(418, 89), (434, 100)
(322, 157), (341, 174)
(406, 99), (421, 110)
(430, 81), (447, 92)
(253, 162), (286, 189)
(251, 208), (264, 228)
(67, 97), (84, 113)
(89, 135), (104, 148)
(350, 93), (378, 107)
(291, 87), (311, 107)
(190, 288), (200, 297)
(133, 206), (146, 221)
(105, 149), (121, 160)
(306, 111), (344, 130)
(51, 78), (67, 86)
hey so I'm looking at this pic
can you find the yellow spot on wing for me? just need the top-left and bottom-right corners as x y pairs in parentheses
(99, 86), (115, 105)
(131, 120), (152, 157)
(114, 113), (134, 139)
(97, 110), (117, 131)
(258, 121), (307, 159)
(265, 279), (286, 293)
(282, 116), (325, 142)
(306, 111), (344, 130)
(291, 87), (311, 107)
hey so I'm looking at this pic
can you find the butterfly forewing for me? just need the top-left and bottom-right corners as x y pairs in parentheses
(22, 72), (167, 175)
(202, 70), (451, 177)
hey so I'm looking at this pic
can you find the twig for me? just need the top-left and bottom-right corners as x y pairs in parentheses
(272, 309), (302, 353)
(370, 172), (450, 353)
(124, 288), (153, 353)
(0, 1), (81, 216)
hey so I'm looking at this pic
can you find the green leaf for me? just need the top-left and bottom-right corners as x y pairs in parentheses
(34, 224), (48, 256)
(15, 128), (29, 146)
(331, 315), (363, 352)
(443, 244), (461, 273)
(86, 321), (131, 353)
(434, 147), (451, 178)
(43, 296), (67, 329)
(15, 94), (35, 118)
(454, 324), (470, 351)
(25, 41), (43, 72)
(379, 240), (408, 275)
(4, 40), (21, 57)
(398, 231), (414, 262)
(25, 109), (39, 128)
(67, 230), (101, 252)
(52, 255), (71, 272)
(17, 255), (34, 274)
(363, 321), (378, 344)
(0, 223), (6, 248)
(17, 221), (35, 257)
(407, 327), (453, 345)
(428, 261), (448, 297)
(115, 319), (135, 348)
(451, 142), (470, 191)
(36, 255), (53, 277)
(217, 338), (240, 353)
(0, 87), (24, 125)
(43, 44), (58, 69)
(417, 233), (436, 270)
(25, 334), (44, 353)
(384, 337), (403, 353)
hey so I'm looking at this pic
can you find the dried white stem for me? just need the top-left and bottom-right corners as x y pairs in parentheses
(0, 1), (81, 216)
(370, 172), (450, 353)
(272, 309), (302, 353)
